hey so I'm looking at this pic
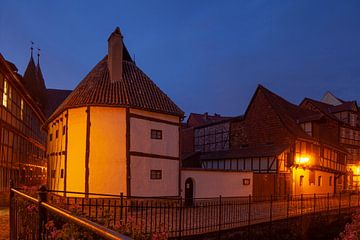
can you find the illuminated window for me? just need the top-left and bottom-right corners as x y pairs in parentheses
(20, 99), (24, 120)
(2, 79), (8, 107)
(318, 176), (322, 186)
(151, 129), (162, 139)
(150, 170), (162, 180)
(300, 175), (304, 186)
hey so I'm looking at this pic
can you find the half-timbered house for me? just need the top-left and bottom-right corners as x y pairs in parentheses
(182, 85), (347, 197)
(300, 92), (360, 191)
(46, 27), (184, 197)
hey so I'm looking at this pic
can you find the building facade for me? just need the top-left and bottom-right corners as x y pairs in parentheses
(0, 53), (47, 191)
(300, 92), (360, 191)
(47, 27), (184, 197)
(182, 85), (347, 197)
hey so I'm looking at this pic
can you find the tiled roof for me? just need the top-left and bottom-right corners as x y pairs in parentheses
(200, 144), (289, 160)
(49, 55), (184, 121)
(257, 85), (320, 140)
(44, 89), (72, 118)
(187, 113), (233, 127)
(302, 98), (357, 118)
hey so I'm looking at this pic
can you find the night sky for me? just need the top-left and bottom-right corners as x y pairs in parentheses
(1, 1), (360, 118)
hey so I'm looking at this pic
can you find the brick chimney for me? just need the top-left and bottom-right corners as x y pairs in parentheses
(108, 27), (123, 83)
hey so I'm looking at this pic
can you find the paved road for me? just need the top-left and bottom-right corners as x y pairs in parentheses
(0, 208), (9, 240)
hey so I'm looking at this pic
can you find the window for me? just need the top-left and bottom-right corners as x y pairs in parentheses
(309, 171), (315, 185)
(20, 99), (24, 120)
(56, 130), (59, 138)
(318, 176), (322, 186)
(300, 175), (304, 186)
(2, 79), (8, 107)
(300, 122), (312, 136)
(150, 170), (162, 180)
(243, 178), (251, 185)
(151, 129), (162, 139)
(60, 169), (64, 178)
(62, 126), (66, 135)
(329, 176), (333, 186)
(49, 134), (53, 141)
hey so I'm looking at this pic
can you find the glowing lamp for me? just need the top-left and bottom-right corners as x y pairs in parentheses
(295, 156), (310, 165)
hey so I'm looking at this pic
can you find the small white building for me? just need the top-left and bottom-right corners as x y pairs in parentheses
(181, 169), (253, 199)
(46, 27), (184, 197)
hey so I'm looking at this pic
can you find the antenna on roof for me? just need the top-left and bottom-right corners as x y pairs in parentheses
(133, 53), (136, 65)
(37, 48), (41, 65)
(30, 41), (34, 58)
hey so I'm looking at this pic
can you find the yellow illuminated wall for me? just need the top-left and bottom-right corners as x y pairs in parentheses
(292, 168), (334, 195)
(66, 107), (87, 193)
(47, 111), (67, 194)
(88, 107), (127, 195)
(48, 106), (180, 197)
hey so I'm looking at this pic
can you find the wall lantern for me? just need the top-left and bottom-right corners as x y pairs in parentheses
(295, 155), (311, 165)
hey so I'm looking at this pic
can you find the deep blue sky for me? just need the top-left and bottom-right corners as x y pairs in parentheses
(1, 1), (360, 117)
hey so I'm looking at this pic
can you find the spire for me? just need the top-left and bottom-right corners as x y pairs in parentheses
(30, 41), (34, 59)
(37, 48), (40, 66)
(22, 44), (47, 109)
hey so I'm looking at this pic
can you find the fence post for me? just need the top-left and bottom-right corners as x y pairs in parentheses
(38, 185), (48, 239)
(120, 192), (123, 222)
(218, 195), (222, 240)
(270, 195), (273, 224)
(248, 195), (251, 226)
(327, 193), (330, 213)
(313, 193), (316, 215)
(286, 194), (290, 220)
(9, 180), (15, 240)
(179, 197), (182, 240)
(339, 192), (342, 216)
(349, 192), (351, 213)
(300, 194), (303, 217)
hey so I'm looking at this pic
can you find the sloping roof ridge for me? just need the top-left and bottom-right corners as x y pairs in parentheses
(258, 85), (313, 140)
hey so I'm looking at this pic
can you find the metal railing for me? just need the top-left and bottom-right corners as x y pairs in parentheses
(9, 183), (131, 240)
(44, 190), (360, 239)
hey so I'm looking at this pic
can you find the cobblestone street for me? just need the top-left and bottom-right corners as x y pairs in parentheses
(0, 208), (9, 240)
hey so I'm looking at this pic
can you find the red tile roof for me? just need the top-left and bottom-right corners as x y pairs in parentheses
(187, 112), (233, 127)
(199, 143), (289, 160)
(49, 55), (184, 121)
(256, 85), (320, 140)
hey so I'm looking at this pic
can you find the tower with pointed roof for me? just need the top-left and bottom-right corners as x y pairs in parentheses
(22, 47), (47, 109)
(46, 27), (184, 197)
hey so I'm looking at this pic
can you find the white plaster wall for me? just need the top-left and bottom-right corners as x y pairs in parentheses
(130, 118), (179, 157)
(66, 107), (87, 193)
(130, 156), (179, 196)
(292, 168), (334, 195)
(88, 107), (127, 195)
(181, 170), (253, 198)
(130, 109), (179, 123)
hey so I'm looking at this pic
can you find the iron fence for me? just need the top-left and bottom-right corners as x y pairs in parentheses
(44, 190), (360, 239)
(9, 183), (131, 240)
